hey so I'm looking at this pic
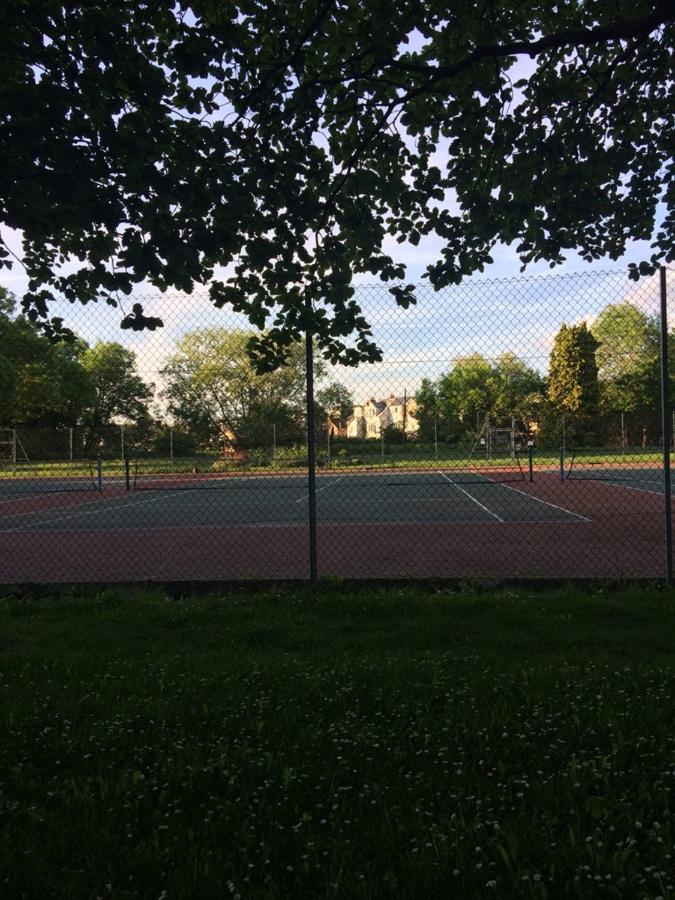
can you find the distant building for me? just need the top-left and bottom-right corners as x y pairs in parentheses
(346, 394), (418, 438)
(325, 414), (346, 438)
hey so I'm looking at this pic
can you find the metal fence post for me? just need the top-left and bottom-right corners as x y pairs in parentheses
(659, 266), (673, 586)
(305, 318), (318, 585)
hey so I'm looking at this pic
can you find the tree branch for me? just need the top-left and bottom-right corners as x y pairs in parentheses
(390, 4), (673, 90)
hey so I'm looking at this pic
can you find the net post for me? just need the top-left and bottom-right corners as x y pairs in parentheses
(659, 265), (673, 586)
(11, 428), (17, 476)
(528, 441), (534, 482)
(169, 427), (174, 461)
(125, 457), (131, 492)
(559, 446), (564, 481)
(305, 311), (318, 586)
(97, 458), (103, 492)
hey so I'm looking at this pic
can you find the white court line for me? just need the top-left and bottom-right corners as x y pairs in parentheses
(0, 485), (118, 515)
(295, 476), (345, 503)
(487, 479), (590, 521)
(592, 479), (664, 498)
(437, 471), (504, 522)
(0, 498), (110, 520)
(0, 490), (185, 533)
(0, 493), (90, 508)
(138, 472), (308, 488)
(0, 486), (101, 506)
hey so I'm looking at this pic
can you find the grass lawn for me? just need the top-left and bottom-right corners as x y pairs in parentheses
(2, 583), (675, 898)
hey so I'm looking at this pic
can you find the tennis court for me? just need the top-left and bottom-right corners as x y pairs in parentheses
(0, 462), (670, 583)
(0, 469), (584, 526)
(565, 464), (669, 494)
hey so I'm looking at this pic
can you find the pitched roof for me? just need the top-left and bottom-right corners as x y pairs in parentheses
(366, 399), (386, 412)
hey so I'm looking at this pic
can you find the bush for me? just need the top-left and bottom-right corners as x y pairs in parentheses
(245, 448), (273, 467)
(272, 445), (307, 467)
(209, 459), (243, 473)
(381, 424), (408, 444)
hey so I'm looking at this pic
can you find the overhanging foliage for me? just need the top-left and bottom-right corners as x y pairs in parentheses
(1, 2), (673, 368)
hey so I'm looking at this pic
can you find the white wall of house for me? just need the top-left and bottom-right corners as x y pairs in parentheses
(346, 416), (365, 438)
(345, 395), (419, 439)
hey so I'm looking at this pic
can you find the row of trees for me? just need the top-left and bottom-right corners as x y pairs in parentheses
(0, 280), (667, 452)
(161, 329), (352, 452)
(0, 289), (352, 454)
(415, 303), (667, 447)
(0, 289), (152, 443)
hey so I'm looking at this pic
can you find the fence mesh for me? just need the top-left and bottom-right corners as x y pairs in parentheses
(0, 268), (672, 583)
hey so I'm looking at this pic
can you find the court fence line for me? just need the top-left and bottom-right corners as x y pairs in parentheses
(0, 265), (673, 584)
(659, 266), (673, 584)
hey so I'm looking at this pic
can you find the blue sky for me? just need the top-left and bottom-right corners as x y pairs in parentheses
(1, 22), (670, 411)
(4, 246), (666, 416)
(1, 224), (670, 412)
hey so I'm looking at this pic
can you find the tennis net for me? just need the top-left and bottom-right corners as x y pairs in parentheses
(129, 451), (530, 491)
(563, 447), (665, 485)
(0, 460), (103, 495)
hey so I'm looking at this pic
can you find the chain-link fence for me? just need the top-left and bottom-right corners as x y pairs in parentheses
(0, 268), (673, 584)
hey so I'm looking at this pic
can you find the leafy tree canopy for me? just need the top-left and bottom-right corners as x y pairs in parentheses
(0, 287), (16, 317)
(414, 377), (441, 442)
(416, 353), (543, 441)
(491, 353), (545, 424)
(591, 302), (659, 413)
(0, 305), (93, 427)
(592, 301), (659, 377)
(316, 382), (354, 425)
(1, 2), (672, 368)
(439, 354), (499, 432)
(546, 322), (600, 419)
(161, 328), (320, 448)
(81, 342), (152, 429)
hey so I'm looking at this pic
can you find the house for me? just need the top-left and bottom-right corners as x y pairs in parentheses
(325, 414), (346, 438)
(346, 394), (419, 439)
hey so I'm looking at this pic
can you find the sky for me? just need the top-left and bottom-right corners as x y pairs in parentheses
(3, 228), (668, 416)
(1, 20), (671, 413)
